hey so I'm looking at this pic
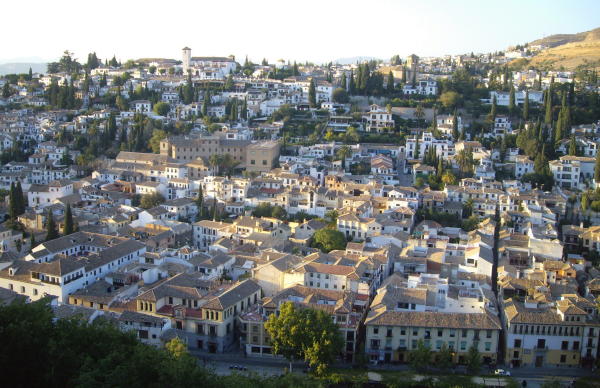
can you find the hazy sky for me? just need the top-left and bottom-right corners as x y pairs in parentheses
(3, 0), (599, 64)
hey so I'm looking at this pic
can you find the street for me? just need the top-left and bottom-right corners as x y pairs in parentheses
(192, 350), (595, 385)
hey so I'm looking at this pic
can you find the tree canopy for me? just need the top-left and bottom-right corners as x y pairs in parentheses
(311, 228), (346, 252)
(265, 301), (343, 375)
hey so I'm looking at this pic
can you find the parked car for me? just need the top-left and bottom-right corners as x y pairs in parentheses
(494, 369), (511, 376)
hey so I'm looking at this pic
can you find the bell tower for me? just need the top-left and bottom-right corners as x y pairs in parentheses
(182, 47), (191, 73)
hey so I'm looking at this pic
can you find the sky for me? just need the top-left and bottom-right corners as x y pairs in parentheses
(2, 0), (599, 65)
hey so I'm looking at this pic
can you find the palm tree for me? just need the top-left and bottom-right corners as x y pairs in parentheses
(209, 154), (221, 176)
(336, 145), (352, 169)
(456, 148), (474, 178)
(414, 104), (425, 120)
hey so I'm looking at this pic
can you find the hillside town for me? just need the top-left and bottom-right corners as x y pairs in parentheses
(1, 42), (600, 385)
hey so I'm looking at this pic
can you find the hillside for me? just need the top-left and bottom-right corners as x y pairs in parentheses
(529, 27), (600, 48)
(513, 27), (600, 71)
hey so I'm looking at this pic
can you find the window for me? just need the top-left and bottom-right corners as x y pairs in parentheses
(484, 342), (491, 351)
(514, 339), (522, 348)
(437, 329), (443, 337)
(373, 327), (379, 335)
(561, 341), (568, 350)
(460, 341), (467, 350)
(386, 328), (393, 338)
(573, 341), (579, 350)
(560, 354), (567, 363)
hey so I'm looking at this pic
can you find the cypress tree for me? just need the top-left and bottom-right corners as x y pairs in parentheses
(341, 73), (347, 90)
(437, 157), (444, 177)
(241, 98), (248, 120)
(490, 95), (497, 121)
(45, 210), (59, 241)
(568, 136), (577, 156)
(508, 86), (516, 116)
(555, 109), (563, 145)
(348, 70), (356, 95)
(544, 89), (553, 125)
(595, 152), (600, 184)
(452, 110), (459, 140)
(8, 182), (16, 222)
(195, 186), (204, 221)
(308, 79), (316, 108)
(63, 204), (74, 235)
(30, 233), (36, 252)
(15, 181), (24, 215)
(387, 71), (394, 94)
(568, 82), (575, 106)
(414, 137), (420, 160)
(523, 90), (529, 121)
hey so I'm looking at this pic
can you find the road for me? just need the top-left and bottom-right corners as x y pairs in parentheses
(193, 350), (594, 385)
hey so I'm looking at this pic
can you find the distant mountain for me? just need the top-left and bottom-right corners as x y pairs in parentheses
(514, 27), (600, 71)
(332, 56), (380, 65)
(0, 63), (47, 75)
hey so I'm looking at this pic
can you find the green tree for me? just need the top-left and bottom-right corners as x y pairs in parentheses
(344, 126), (360, 144)
(437, 343), (453, 371)
(30, 233), (36, 252)
(45, 209), (59, 241)
(15, 180), (25, 214)
(63, 204), (74, 235)
(595, 152), (600, 184)
(153, 102), (170, 116)
(311, 228), (346, 252)
(8, 182), (17, 222)
(414, 104), (425, 121)
(336, 145), (352, 169)
(165, 337), (188, 359)
(139, 193), (166, 209)
(2, 82), (12, 98)
(440, 91), (460, 110)
(149, 129), (167, 153)
(308, 79), (317, 108)
(490, 94), (497, 121)
(325, 210), (338, 226)
(409, 339), (431, 372)
(332, 88), (349, 103)
(452, 110), (459, 140)
(508, 86), (516, 116)
(387, 71), (395, 94)
(523, 89), (530, 121)
(195, 186), (205, 221)
(265, 301), (343, 375)
(466, 346), (481, 374)
(568, 136), (577, 156)
(544, 89), (553, 125)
